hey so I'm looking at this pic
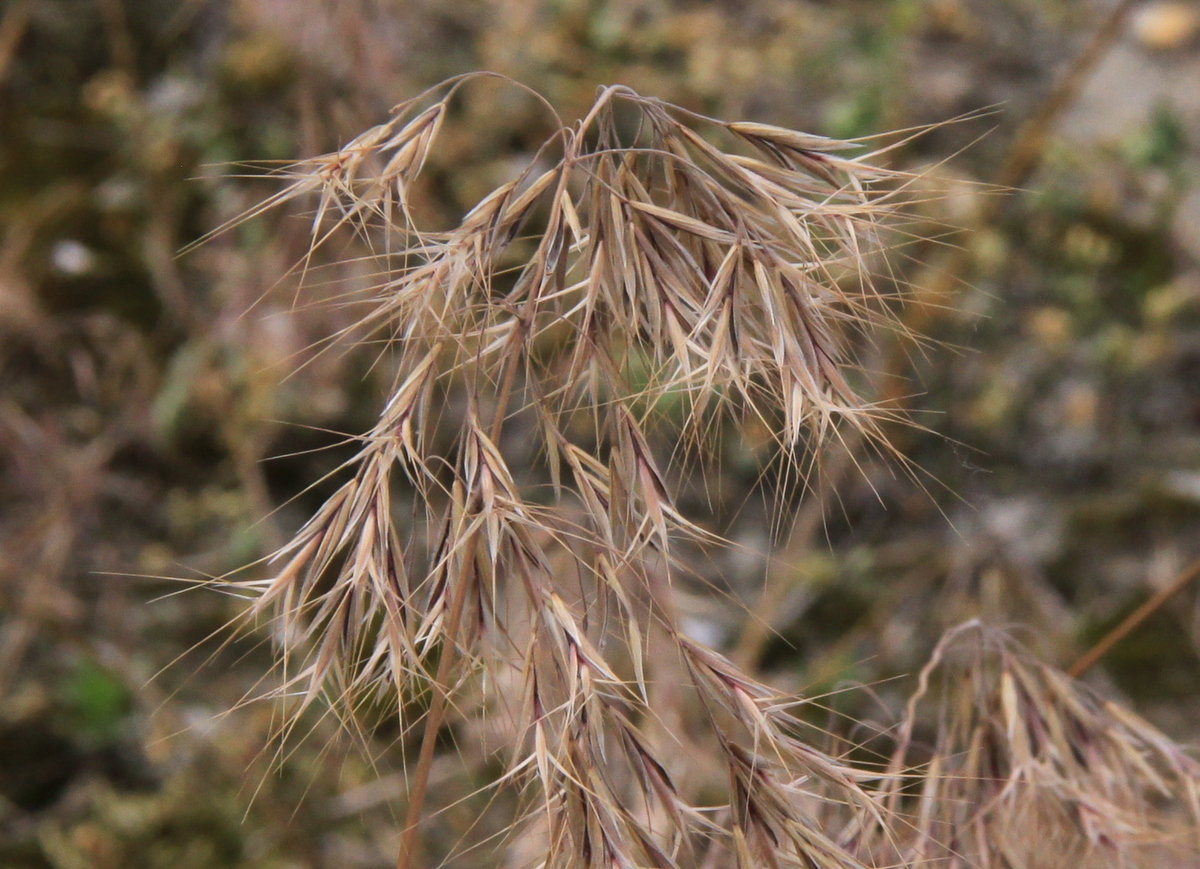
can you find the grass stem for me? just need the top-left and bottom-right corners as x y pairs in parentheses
(1068, 556), (1200, 679)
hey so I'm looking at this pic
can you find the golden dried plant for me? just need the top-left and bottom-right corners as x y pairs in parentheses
(222, 74), (1200, 869)
(877, 621), (1200, 868)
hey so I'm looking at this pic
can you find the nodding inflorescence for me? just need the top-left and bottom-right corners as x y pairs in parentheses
(228, 75), (1200, 869)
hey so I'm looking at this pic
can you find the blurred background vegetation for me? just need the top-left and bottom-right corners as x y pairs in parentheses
(2, 0), (1200, 866)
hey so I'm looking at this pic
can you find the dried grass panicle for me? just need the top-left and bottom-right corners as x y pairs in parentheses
(229, 74), (1200, 868)
(229, 73), (912, 866)
(877, 620), (1200, 868)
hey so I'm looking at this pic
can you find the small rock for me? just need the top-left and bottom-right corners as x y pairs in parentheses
(1161, 470), (1200, 502)
(1131, 2), (1200, 52)
(50, 240), (96, 276)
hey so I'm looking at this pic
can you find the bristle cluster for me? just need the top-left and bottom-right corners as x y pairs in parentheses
(240, 77), (906, 707)
(231, 76), (1200, 868)
(876, 621), (1200, 868)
